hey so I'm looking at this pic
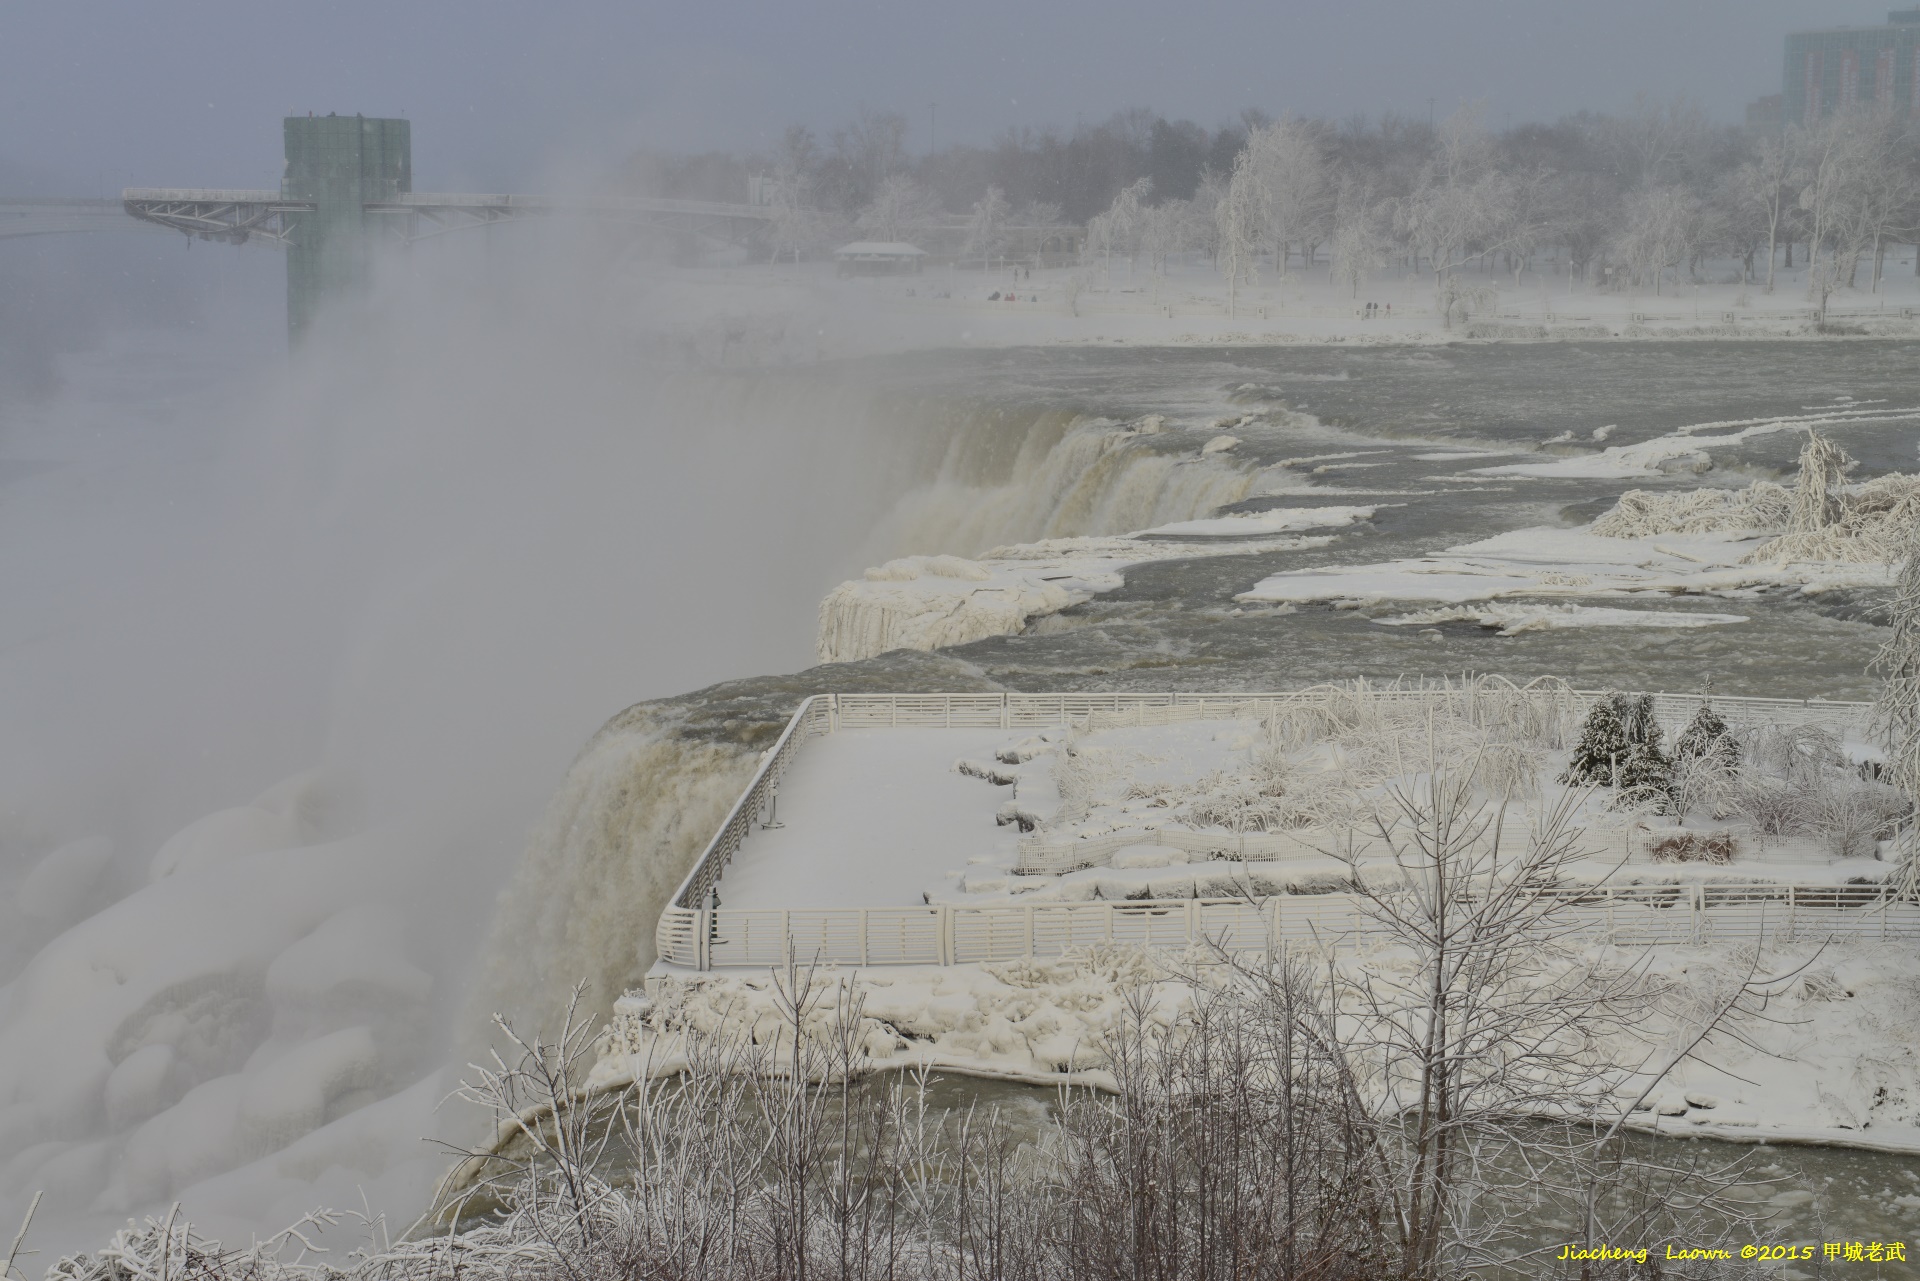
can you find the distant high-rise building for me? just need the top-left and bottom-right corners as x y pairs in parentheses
(1784, 9), (1920, 125)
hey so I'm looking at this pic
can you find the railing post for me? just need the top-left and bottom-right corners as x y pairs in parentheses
(1787, 884), (1795, 943)
(1001, 691), (1010, 729)
(782, 909), (792, 962)
(1025, 905), (1035, 957)
(860, 909), (869, 966)
(1106, 902), (1115, 940)
(1692, 884), (1703, 944)
(939, 906), (953, 965)
(697, 911), (711, 971)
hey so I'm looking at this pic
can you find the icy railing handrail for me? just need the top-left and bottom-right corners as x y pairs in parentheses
(656, 882), (1918, 970)
(659, 688), (1874, 965)
(122, 188), (293, 204)
(377, 192), (776, 219)
(1012, 824), (1640, 875)
(670, 696), (833, 916)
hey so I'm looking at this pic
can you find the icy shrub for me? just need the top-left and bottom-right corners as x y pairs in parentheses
(1591, 483), (1791, 538)
(1646, 831), (1737, 865)
(1667, 703), (1742, 820)
(1809, 773), (1909, 860)
(1723, 725), (1910, 856)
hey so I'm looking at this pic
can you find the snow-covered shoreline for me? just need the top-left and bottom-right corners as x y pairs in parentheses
(634, 258), (1920, 367)
(597, 936), (1920, 1161)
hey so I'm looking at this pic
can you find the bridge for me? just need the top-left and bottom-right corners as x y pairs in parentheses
(0, 115), (773, 341)
(115, 188), (773, 246)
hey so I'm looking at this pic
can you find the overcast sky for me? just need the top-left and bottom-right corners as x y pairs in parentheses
(0, 1), (1896, 194)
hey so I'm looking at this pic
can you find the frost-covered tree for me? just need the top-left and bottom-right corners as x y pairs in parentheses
(1397, 106), (1511, 283)
(1134, 200), (1184, 296)
(1216, 151), (1266, 318)
(1614, 186), (1704, 295)
(1085, 177), (1150, 284)
(1732, 132), (1797, 293)
(1243, 118), (1329, 279)
(1872, 515), (1920, 896)
(855, 173), (940, 244)
(1788, 429), (1855, 535)
(1795, 111), (1877, 301)
(1328, 188), (1390, 298)
(963, 184), (1010, 271)
(1433, 274), (1495, 329)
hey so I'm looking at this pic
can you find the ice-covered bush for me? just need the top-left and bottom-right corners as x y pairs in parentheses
(1647, 831), (1737, 864)
(1720, 724), (1909, 856)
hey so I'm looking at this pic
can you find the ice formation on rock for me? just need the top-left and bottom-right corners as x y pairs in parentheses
(816, 531), (1340, 663)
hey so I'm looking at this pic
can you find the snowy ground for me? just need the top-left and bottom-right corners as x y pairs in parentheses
(632, 253), (1920, 366)
(708, 717), (1894, 917)
(1236, 525), (1890, 613)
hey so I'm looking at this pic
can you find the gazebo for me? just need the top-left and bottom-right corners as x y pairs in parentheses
(834, 241), (928, 275)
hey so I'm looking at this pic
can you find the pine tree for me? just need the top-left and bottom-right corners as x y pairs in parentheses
(1615, 694), (1674, 810)
(1562, 695), (1631, 788)
(1674, 703), (1739, 772)
(1562, 693), (1673, 810)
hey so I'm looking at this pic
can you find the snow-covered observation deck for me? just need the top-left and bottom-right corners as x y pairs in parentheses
(654, 687), (1918, 971)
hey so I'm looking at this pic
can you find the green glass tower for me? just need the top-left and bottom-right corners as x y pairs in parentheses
(1783, 10), (1920, 126)
(281, 115), (411, 342)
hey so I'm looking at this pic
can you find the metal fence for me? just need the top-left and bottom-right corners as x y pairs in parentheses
(659, 688), (1880, 970)
(656, 884), (1920, 970)
(1011, 824), (1642, 875)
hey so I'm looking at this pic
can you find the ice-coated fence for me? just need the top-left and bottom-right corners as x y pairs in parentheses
(659, 688), (1882, 970)
(1011, 825), (1645, 875)
(656, 884), (1920, 969)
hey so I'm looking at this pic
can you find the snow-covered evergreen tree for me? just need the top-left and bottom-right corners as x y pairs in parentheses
(1615, 694), (1673, 808)
(1562, 695), (1631, 788)
(1562, 693), (1672, 809)
(1674, 702), (1738, 772)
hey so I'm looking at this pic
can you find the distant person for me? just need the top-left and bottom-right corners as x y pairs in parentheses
(989, 291), (1001, 301)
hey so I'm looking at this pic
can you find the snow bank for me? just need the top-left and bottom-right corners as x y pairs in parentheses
(1472, 402), (1920, 480)
(604, 945), (1179, 1085)
(1237, 524), (1891, 610)
(1378, 603), (1750, 635)
(603, 938), (1920, 1156)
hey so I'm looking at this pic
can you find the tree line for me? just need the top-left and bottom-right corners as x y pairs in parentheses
(628, 98), (1920, 302)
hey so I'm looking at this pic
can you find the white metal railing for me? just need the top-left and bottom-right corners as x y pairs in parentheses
(657, 688), (1877, 970)
(122, 188), (287, 204)
(673, 696), (834, 919)
(656, 884), (1920, 970)
(1011, 825), (1643, 875)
